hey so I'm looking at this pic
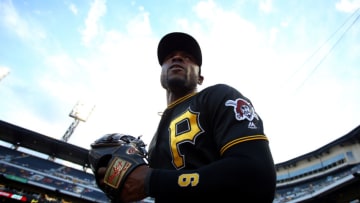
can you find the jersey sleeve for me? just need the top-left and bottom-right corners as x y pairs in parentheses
(205, 84), (267, 154)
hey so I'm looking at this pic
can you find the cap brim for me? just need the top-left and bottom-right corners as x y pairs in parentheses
(157, 32), (202, 67)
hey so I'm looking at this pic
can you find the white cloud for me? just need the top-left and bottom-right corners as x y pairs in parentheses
(0, 0), (30, 40)
(259, 0), (273, 13)
(269, 27), (279, 45)
(191, 1), (267, 89)
(81, 0), (107, 46)
(126, 11), (152, 36)
(0, 66), (10, 81)
(0, 0), (46, 43)
(336, 0), (360, 12)
(280, 17), (291, 28)
(69, 3), (78, 15)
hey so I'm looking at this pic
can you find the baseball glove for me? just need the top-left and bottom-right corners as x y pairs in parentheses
(88, 133), (148, 202)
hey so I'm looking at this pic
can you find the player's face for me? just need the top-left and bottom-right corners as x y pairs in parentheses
(160, 51), (202, 93)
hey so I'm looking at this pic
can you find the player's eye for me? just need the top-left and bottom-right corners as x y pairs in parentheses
(183, 54), (195, 62)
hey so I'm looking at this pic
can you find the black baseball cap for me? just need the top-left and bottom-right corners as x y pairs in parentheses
(157, 32), (202, 67)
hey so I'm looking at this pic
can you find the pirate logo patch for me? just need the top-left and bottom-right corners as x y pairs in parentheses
(225, 98), (259, 129)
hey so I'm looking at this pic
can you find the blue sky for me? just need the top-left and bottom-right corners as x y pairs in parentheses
(0, 0), (359, 164)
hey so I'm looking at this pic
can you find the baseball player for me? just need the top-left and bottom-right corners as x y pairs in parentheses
(93, 32), (276, 203)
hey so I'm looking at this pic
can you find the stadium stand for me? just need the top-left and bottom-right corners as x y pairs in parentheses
(0, 144), (109, 202)
(274, 125), (360, 203)
(0, 119), (359, 203)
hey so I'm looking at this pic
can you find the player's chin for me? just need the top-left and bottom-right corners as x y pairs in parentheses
(167, 77), (187, 88)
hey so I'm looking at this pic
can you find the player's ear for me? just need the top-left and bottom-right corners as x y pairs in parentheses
(198, 75), (204, 85)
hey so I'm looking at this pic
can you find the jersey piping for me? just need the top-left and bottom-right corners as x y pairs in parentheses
(220, 134), (268, 155)
(167, 92), (197, 109)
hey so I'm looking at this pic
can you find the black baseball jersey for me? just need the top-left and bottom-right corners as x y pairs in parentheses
(147, 84), (276, 202)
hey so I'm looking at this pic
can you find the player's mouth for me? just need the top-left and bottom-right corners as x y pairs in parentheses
(169, 63), (185, 71)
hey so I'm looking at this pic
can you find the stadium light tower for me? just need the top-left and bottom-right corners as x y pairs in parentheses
(62, 101), (95, 142)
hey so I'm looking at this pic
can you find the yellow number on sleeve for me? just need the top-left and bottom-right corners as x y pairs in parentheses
(178, 173), (199, 187)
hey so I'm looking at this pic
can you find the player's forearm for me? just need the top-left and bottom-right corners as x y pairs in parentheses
(147, 144), (276, 201)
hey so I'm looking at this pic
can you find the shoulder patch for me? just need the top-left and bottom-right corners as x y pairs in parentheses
(225, 98), (259, 129)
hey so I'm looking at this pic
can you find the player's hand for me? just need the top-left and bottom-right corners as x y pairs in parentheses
(96, 167), (106, 186)
(97, 165), (151, 203)
(88, 133), (149, 202)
